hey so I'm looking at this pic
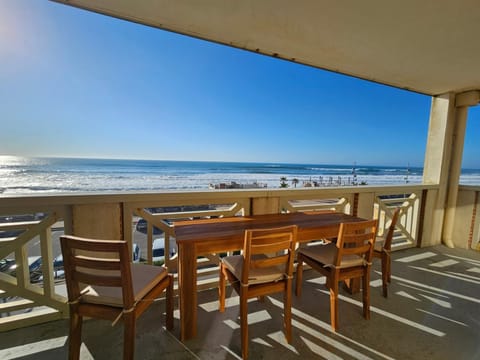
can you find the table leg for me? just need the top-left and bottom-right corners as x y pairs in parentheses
(178, 242), (198, 340)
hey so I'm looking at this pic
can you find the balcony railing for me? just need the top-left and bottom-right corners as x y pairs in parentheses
(2, 183), (478, 331)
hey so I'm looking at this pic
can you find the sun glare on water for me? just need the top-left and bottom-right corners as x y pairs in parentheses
(0, 155), (29, 166)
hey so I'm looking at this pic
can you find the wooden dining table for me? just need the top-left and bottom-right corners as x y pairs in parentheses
(173, 211), (366, 340)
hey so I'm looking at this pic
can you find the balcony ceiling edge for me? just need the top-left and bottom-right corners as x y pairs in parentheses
(51, 0), (480, 96)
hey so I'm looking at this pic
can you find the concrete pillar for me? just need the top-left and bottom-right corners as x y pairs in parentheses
(442, 106), (468, 246)
(422, 91), (479, 248)
(422, 93), (457, 247)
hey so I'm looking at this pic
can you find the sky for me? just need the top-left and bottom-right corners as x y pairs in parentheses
(0, 1), (479, 168)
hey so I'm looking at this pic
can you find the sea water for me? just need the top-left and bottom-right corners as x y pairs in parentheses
(1, 156), (479, 195)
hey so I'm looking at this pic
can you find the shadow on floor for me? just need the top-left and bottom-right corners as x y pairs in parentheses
(1, 245), (479, 359)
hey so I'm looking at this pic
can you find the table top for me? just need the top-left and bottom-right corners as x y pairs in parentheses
(174, 211), (366, 244)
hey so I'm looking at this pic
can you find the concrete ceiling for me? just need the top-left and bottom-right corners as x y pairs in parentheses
(52, 0), (480, 96)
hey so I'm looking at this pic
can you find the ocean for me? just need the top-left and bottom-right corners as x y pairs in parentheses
(1, 156), (479, 195)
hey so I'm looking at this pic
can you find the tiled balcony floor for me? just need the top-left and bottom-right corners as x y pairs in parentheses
(1, 245), (479, 359)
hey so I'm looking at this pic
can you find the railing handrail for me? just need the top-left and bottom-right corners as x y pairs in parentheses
(0, 184), (439, 211)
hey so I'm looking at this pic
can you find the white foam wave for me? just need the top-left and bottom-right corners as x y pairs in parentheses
(1, 163), (479, 195)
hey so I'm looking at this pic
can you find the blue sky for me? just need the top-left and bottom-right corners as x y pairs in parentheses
(1, 1), (479, 168)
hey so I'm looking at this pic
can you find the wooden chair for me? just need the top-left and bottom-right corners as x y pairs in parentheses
(373, 207), (400, 297)
(60, 235), (174, 360)
(219, 225), (298, 359)
(295, 219), (377, 331)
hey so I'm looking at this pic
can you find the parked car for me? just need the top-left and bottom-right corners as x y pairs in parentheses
(52, 254), (65, 279)
(0, 258), (16, 272)
(135, 219), (164, 235)
(152, 237), (177, 263)
(0, 229), (23, 238)
(3, 256), (43, 283)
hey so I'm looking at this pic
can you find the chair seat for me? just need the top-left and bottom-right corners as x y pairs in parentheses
(299, 243), (366, 269)
(222, 255), (285, 285)
(81, 264), (168, 307)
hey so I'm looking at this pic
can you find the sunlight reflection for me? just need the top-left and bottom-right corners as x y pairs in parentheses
(173, 309), (180, 319)
(416, 309), (468, 326)
(430, 259), (459, 267)
(397, 282), (450, 298)
(467, 267), (480, 274)
(251, 337), (273, 347)
(306, 276), (326, 285)
(199, 295), (258, 312)
(217, 309), (272, 325)
(220, 345), (242, 359)
(268, 297), (396, 359)
(292, 318), (392, 360)
(369, 278), (383, 288)
(392, 274), (480, 304)
(445, 254), (480, 265)
(267, 331), (299, 354)
(419, 294), (452, 308)
(247, 310), (272, 324)
(223, 319), (240, 330)
(446, 271), (480, 280)
(80, 343), (94, 360)
(0, 336), (68, 360)
(410, 266), (480, 284)
(396, 252), (437, 263)
(300, 336), (344, 360)
(318, 290), (446, 336)
(252, 338), (273, 349)
(395, 290), (420, 301)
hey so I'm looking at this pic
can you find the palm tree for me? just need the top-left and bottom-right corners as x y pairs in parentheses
(292, 178), (299, 188)
(280, 177), (288, 188)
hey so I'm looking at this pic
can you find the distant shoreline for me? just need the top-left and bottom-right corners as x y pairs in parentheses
(1, 156), (479, 195)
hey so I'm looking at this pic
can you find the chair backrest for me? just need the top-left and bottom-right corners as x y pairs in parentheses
(60, 235), (134, 307)
(241, 225), (298, 284)
(334, 220), (378, 268)
(382, 207), (401, 251)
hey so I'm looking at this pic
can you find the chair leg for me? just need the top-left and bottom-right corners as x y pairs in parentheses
(68, 308), (82, 360)
(387, 253), (392, 283)
(219, 264), (226, 312)
(166, 274), (174, 330)
(363, 269), (371, 320)
(123, 312), (136, 360)
(295, 255), (304, 297)
(381, 253), (388, 298)
(329, 278), (339, 331)
(239, 288), (249, 359)
(284, 279), (292, 343)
